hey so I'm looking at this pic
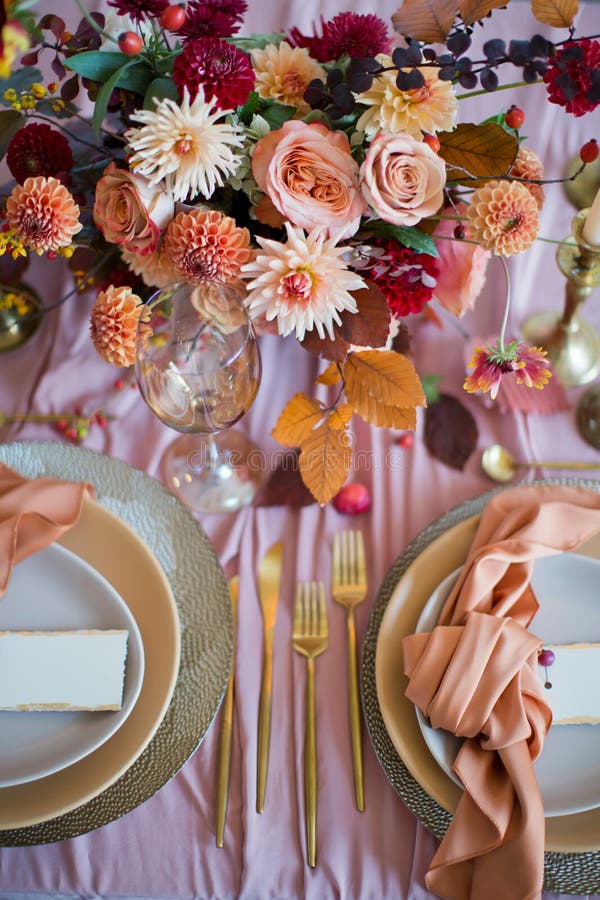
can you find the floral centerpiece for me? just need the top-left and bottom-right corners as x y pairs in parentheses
(1, 0), (599, 502)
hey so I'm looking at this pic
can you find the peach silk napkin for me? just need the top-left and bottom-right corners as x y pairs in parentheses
(0, 462), (92, 599)
(403, 485), (600, 900)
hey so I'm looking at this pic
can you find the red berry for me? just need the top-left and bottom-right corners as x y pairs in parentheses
(580, 139), (599, 164)
(333, 483), (371, 515)
(160, 4), (186, 30)
(47, 250), (57, 260)
(505, 105), (525, 130)
(95, 413), (107, 428)
(118, 31), (143, 55)
(56, 418), (67, 433)
(395, 433), (414, 448)
(423, 133), (440, 153)
(538, 649), (555, 667)
(453, 224), (466, 240)
(114, 378), (125, 390)
(65, 426), (78, 441)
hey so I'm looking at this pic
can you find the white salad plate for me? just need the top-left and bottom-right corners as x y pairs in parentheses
(0, 542), (144, 787)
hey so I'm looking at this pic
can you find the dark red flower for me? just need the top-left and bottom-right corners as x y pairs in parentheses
(289, 12), (391, 63)
(6, 123), (73, 185)
(107, 0), (168, 24)
(176, 0), (247, 41)
(543, 39), (600, 117)
(173, 37), (255, 110)
(370, 240), (439, 318)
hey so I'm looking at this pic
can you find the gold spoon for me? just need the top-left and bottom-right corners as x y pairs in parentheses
(481, 443), (600, 483)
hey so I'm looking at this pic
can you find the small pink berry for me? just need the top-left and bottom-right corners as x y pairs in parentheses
(114, 378), (125, 390)
(538, 649), (555, 667)
(395, 433), (414, 448)
(65, 426), (78, 441)
(333, 483), (371, 515)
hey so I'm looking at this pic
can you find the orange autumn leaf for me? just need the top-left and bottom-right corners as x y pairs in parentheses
(316, 362), (342, 386)
(271, 392), (324, 447)
(343, 350), (426, 429)
(392, 0), (457, 42)
(438, 123), (518, 185)
(459, 0), (512, 24)
(329, 404), (354, 430)
(530, 0), (578, 26)
(299, 420), (352, 506)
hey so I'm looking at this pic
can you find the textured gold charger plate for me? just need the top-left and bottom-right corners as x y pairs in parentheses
(0, 441), (232, 846)
(361, 479), (600, 895)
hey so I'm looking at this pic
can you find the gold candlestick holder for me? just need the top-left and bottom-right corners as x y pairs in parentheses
(521, 209), (600, 387)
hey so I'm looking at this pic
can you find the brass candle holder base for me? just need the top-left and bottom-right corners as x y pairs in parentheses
(576, 385), (600, 450)
(0, 284), (43, 352)
(521, 210), (600, 388)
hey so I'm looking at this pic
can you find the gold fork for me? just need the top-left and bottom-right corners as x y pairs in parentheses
(292, 581), (328, 868)
(332, 530), (367, 812)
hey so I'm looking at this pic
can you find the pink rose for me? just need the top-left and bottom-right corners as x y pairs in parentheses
(433, 204), (491, 317)
(360, 134), (446, 226)
(94, 163), (174, 256)
(251, 120), (366, 241)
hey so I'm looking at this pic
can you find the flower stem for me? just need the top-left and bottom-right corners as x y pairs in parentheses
(498, 256), (511, 353)
(456, 80), (541, 100)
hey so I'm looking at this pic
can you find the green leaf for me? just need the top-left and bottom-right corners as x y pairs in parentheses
(154, 52), (181, 75)
(229, 32), (285, 51)
(365, 220), (439, 257)
(143, 76), (178, 110)
(237, 90), (260, 125)
(36, 98), (79, 119)
(65, 51), (152, 95)
(92, 59), (138, 137)
(260, 102), (296, 130)
(0, 110), (24, 156)
(420, 373), (442, 405)
(0, 66), (42, 101)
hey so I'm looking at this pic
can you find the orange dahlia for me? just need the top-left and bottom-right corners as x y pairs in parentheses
(6, 176), (82, 253)
(510, 146), (545, 210)
(163, 208), (251, 284)
(466, 180), (539, 257)
(90, 285), (150, 367)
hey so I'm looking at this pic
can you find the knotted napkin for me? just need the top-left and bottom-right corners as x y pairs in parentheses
(403, 484), (600, 900)
(0, 462), (92, 598)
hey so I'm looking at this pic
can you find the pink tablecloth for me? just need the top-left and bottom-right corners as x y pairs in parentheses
(1, 1), (600, 897)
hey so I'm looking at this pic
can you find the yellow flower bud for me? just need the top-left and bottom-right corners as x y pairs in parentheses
(30, 83), (46, 99)
(3, 88), (17, 101)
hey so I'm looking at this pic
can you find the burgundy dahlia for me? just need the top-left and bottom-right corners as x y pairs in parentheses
(107, 0), (168, 23)
(176, 0), (247, 41)
(289, 12), (391, 63)
(543, 39), (600, 117)
(370, 241), (439, 318)
(173, 37), (255, 109)
(7, 123), (73, 185)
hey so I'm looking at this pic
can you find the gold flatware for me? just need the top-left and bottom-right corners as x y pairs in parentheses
(216, 576), (239, 848)
(292, 581), (328, 868)
(332, 530), (367, 812)
(481, 442), (600, 483)
(256, 541), (283, 814)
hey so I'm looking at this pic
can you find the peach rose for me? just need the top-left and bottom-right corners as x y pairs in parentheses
(251, 120), (367, 241)
(360, 133), (446, 226)
(433, 204), (491, 317)
(94, 162), (174, 256)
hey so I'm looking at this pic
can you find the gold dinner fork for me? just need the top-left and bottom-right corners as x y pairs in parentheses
(332, 530), (367, 811)
(292, 581), (328, 868)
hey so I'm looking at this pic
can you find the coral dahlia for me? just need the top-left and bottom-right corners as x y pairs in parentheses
(510, 146), (545, 210)
(6, 176), (82, 253)
(241, 223), (367, 341)
(251, 41), (325, 113)
(173, 36), (255, 110)
(544, 39), (600, 117)
(163, 209), (252, 284)
(466, 180), (539, 257)
(7, 123), (73, 185)
(120, 247), (181, 289)
(90, 285), (150, 367)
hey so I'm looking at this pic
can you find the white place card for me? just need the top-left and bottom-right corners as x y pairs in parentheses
(536, 643), (600, 724)
(0, 630), (129, 711)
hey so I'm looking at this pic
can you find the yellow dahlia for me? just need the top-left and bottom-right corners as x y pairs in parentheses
(509, 146), (545, 210)
(466, 180), (540, 256)
(251, 41), (326, 114)
(6, 176), (82, 253)
(90, 285), (150, 367)
(241, 223), (367, 341)
(121, 247), (181, 289)
(124, 88), (244, 203)
(163, 208), (252, 284)
(356, 54), (457, 141)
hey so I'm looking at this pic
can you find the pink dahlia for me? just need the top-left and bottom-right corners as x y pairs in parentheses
(544, 39), (600, 117)
(370, 240), (439, 317)
(176, 0), (247, 41)
(289, 12), (391, 63)
(7, 123), (73, 185)
(90, 285), (150, 368)
(6, 176), (82, 253)
(173, 37), (255, 110)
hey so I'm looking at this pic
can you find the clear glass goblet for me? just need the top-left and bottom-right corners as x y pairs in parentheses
(135, 281), (262, 514)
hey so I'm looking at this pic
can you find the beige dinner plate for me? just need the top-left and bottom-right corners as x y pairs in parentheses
(0, 495), (181, 830)
(375, 508), (600, 853)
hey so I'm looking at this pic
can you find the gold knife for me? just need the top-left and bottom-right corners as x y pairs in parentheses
(216, 576), (238, 848)
(256, 541), (283, 814)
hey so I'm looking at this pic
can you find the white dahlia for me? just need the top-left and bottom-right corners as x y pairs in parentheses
(124, 88), (244, 203)
(241, 224), (367, 341)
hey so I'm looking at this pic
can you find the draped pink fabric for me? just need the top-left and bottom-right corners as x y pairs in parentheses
(0, 463), (92, 598)
(403, 485), (600, 900)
